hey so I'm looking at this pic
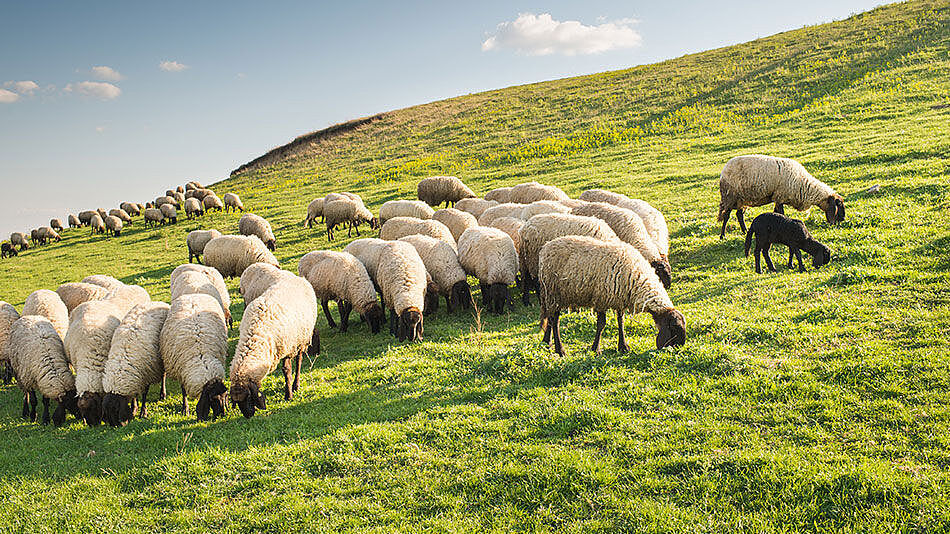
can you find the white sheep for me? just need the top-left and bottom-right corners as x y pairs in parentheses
(223, 192), (245, 212)
(186, 229), (223, 264)
(538, 235), (686, 356)
(171, 271), (232, 327)
(477, 203), (526, 227)
(379, 217), (455, 249)
(324, 198), (377, 241)
(520, 200), (571, 220)
(109, 208), (132, 225)
(68, 214), (82, 228)
(120, 202), (141, 216)
(6, 316), (79, 425)
(305, 197), (325, 228)
(23, 289), (69, 341)
(170, 263), (232, 327)
(509, 182), (570, 204)
(104, 215), (123, 237)
(376, 241), (427, 341)
(417, 176), (477, 207)
(239, 262), (297, 305)
(578, 190), (670, 258)
(489, 216), (524, 255)
(432, 208), (478, 242)
(455, 198), (499, 219)
(203, 193), (225, 212)
(238, 213), (277, 251)
(484, 187), (512, 203)
(101, 284), (151, 318)
(83, 274), (124, 290)
(203, 234), (279, 277)
(144, 208), (164, 228)
(184, 197), (204, 219)
(65, 300), (123, 426)
(10, 232), (30, 251)
(378, 200), (435, 224)
(56, 282), (110, 315)
(344, 238), (388, 285)
(90, 213), (106, 234)
(0, 302), (21, 383)
(160, 203), (178, 224)
(457, 226), (519, 314)
(398, 235), (472, 313)
(298, 250), (385, 333)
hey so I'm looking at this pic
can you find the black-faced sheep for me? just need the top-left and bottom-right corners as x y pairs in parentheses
(238, 213), (277, 251)
(50, 219), (63, 232)
(109, 208), (132, 225)
(457, 226), (519, 314)
(65, 300), (123, 426)
(376, 241), (427, 342)
(579, 190), (670, 260)
(398, 235), (472, 313)
(324, 198), (377, 241)
(170, 263), (232, 327)
(68, 214), (82, 228)
(239, 262), (297, 306)
(223, 192), (244, 212)
(104, 215), (123, 237)
(6, 315), (80, 425)
(378, 200), (435, 225)
(78, 211), (96, 226)
(417, 176), (477, 207)
(120, 202), (141, 217)
(143, 208), (164, 228)
(160, 204), (178, 224)
(184, 197), (204, 219)
(744, 212), (832, 274)
(299, 251), (385, 333)
(203, 193), (224, 212)
(0, 302), (20, 383)
(306, 197), (325, 228)
(203, 234), (279, 277)
(186, 229), (222, 264)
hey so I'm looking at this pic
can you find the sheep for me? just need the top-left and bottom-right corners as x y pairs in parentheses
(83, 274), (124, 290)
(238, 262), (296, 306)
(0, 302), (20, 383)
(50, 219), (63, 232)
(104, 215), (123, 237)
(203, 193), (225, 212)
(184, 197), (204, 219)
(186, 229), (222, 263)
(10, 232), (29, 251)
(324, 198), (377, 241)
(170, 264), (231, 315)
(177, 185), (186, 193)
(203, 234), (279, 277)
(6, 316), (79, 425)
(375, 241), (427, 342)
(518, 213), (620, 305)
(23, 289), (69, 341)
(90, 213), (106, 234)
(432, 208), (478, 242)
(171, 270), (233, 327)
(379, 200), (434, 224)
(305, 197), (325, 228)
(65, 300), (123, 426)
(160, 203), (178, 224)
(578, 190), (670, 259)
(97, 208), (108, 220)
(229, 274), (320, 417)
(120, 202), (141, 216)
(379, 217), (456, 248)
(509, 182), (570, 204)
(572, 202), (672, 288)
(56, 282), (110, 315)
(109, 208), (132, 225)
(744, 212), (832, 274)
(520, 200), (572, 220)
(344, 238), (388, 283)
(156, 195), (178, 208)
(68, 214), (81, 228)
(160, 293), (229, 420)
(298, 251), (385, 333)
(397, 235), (472, 313)
(477, 203), (526, 227)
(165, 190), (176, 198)
(30, 229), (41, 246)
(538, 235), (686, 356)
(192, 188), (213, 201)
(718, 154), (845, 238)
(455, 198), (498, 219)
(484, 187), (512, 203)
(102, 284), (151, 318)
(37, 226), (61, 244)
(417, 176), (477, 207)
(1, 242), (16, 258)
(173, 191), (186, 204)
(144, 208), (164, 227)
(489, 216), (524, 255)
(78, 210), (96, 226)
(457, 226), (519, 314)
(238, 213), (277, 251)
(223, 192), (244, 212)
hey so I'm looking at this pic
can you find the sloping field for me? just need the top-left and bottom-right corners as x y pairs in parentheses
(0, 1), (948, 531)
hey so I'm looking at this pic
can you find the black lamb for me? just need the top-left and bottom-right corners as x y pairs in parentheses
(744, 212), (831, 273)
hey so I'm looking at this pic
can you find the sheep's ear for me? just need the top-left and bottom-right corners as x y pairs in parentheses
(249, 383), (266, 409)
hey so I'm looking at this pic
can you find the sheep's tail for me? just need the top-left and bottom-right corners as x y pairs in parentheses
(744, 226), (754, 257)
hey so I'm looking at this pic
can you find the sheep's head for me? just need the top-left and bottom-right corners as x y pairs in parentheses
(423, 282), (440, 316)
(307, 326), (321, 357)
(230, 380), (265, 419)
(651, 260), (673, 289)
(197, 379), (228, 421)
(102, 393), (133, 427)
(364, 304), (385, 334)
(823, 195), (845, 225)
(811, 242), (832, 269)
(488, 283), (510, 315)
(397, 307), (423, 342)
(369, 217), (380, 230)
(77, 392), (103, 427)
(265, 239), (276, 252)
(450, 280), (473, 312)
(653, 309), (686, 349)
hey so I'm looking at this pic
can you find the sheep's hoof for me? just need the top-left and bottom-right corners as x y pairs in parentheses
(618, 343), (629, 354)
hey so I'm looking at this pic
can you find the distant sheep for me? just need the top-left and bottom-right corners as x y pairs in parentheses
(223, 192), (244, 212)
(186, 229), (222, 263)
(155, 196), (177, 208)
(120, 202), (140, 217)
(379, 200), (434, 225)
(184, 197), (204, 219)
(324, 198), (377, 241)
(144, 208), (164, 228)
(398, 235), (472, 313)
(417, 176), (476, 207)
(238, 213), (277, 251)
(68, 214), (81, 228)
(50, 219), (63, 232)
(457, 226), (519, 314)
(432, 208), (478, 242)
(23, 289), (69, 341)
(10, 232), (29, 251)
(109, 208), (132, 225)
(509, 182), (570, 204)
(6, 316), (79, 425)
(744, 212), (831, 273)
(104, 215), (123, 237)
(305, 197), (325, 228)
(203, 193), (224, 212)
(484, 187), (512, 203)
(1, 242), (16, 259)
(455, 198), (498, 219)
(203, 234), (279, 277)
(160, 203), (178, 224)
(90, 215), (106, 234)
(379, 217), (455, 248)
(36, 226), (61, 244)
(78, 211), (96, 226)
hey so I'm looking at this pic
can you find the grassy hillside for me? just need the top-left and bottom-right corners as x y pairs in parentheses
(1, 1), (949, 531)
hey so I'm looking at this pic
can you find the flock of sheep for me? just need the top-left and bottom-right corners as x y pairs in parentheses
(0, 153), (844, 428)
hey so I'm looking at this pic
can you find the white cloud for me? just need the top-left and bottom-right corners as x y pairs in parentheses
(482, 13), (641, 56)
(0, 89), (19, 104)
(159, 60), (188, 72)
(64, 81), (121, 100)
(5, 80), (39, 95)
(91, 66), (124, 82)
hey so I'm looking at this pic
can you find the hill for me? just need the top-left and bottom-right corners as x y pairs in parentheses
(1, 1), (949, 531)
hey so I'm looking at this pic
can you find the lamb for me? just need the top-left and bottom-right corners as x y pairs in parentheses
(432, 208), (478, 242)
(160, 293), (229, 420)
(0, 302), (20, 383)
(477, 203), (526, 227)
(78, 210), (96, 226)
(6, 316), (79, 425)
(171, 270), (233, 326)
(109, 208), (132, 225)
(417, 176), (477, 207)
(203, 234), (279, 277)
(238, 213), (277, 251)
(169, 263), (232, 327)
(104, 215), (123, 237)
(229, 274), (320, 418)
(538, 236), (686, 356)
(484, 187), (512, 203)
(509, 182), (570, 204)
(379, 200), (434, 224)
(23, 289), (69, 341)
(56, 282), (110, 315)
(324, 198), (377, 241)
(744, 212), (832, 274)
(239, 262), (296, 306)
(203, 193), (225, 212)
(305, 197), (325, 228)
(160, 203), (178, 224)
(455, 198), (498, 219)
(184, 197), (204, 219)
(89, 214), (106, 234)
(64, 300), (123, 425)
(518, 213), (620, 304)
(101, 302), (170, 426)
(572, 202), (672, 288)
(83, 274), (124, 290)
(68, 214), (81, 228)
(379, 217), (456, 248)
(718, 154), (845, 238)
(223, 192), (244, 212)
(1, 242), (16, 258)
(298, 251), (385, 333)
(456, 226), (519, 314)
(186, 229), (222, 263)
(397, 235), (472, 313)
(579, 190), (670, 259)
(144, 208), (164, 228)
(120, 202), (141, 216)
(375, 241), (427, 342)
(10, 232), (29, 251)
(489, 216), (524, 254)
(50, 219), (63, 232)
(520, 200), (571, 220)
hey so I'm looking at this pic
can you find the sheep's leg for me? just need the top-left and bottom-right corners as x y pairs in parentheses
(21, 394), (30, 420)
(521, 275), (532, 305)
(339, 301), (352, 333)
(754, 243), (763, 274)
(617, 310), (629, 353)
(282, 357), (293, 401)
(773, 203), (785, 215)
(542, 318), (552, 345)
(736, 209), (747, 233)
(131, 396), (138, 417)
(346, 223), (353, 238)
(140, 390), (148, 418)
(29, 391), (38, 422)
(293, 351), (302, 392)
(795, 249), (805, 272)
(389, 307), (398, 337)
(354, 223), (361, 236)
(479, 283), (489, 307)
(719, 209), (731, 239)
(181, 385), (188, 416)
(41, 396), (51, 426)
(552, 311), (565, 357)
(787, 248), (795, 269)
(591, 311), (606, 355)
(322, 299), (337, 329)
(762, 244), (776, 272)
(160, 374), (167, 400)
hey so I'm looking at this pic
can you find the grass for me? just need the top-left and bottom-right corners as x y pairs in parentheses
(1, 1), (949, 531)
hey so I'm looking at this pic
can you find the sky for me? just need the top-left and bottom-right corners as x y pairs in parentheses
(0, 0), (890, 238)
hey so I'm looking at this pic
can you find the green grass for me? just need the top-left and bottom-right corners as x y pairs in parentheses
(1, 1), (950, 531)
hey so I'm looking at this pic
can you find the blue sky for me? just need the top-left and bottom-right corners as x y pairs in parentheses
(0, 0), (888, 238)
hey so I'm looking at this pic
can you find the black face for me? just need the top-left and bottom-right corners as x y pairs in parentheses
(365, 305), (385, 334)
(423, 286), (440, 316)
(655, 310), (686, 349)
(102, 393), (133, 427)
(652, 261), (672, 289)
(824, 196), (846, 225)
(266, 239), (276, 251)
(451, 281), (473, 311)
(78, 392), (103, 427)
(398, 309), (423, 342)
(62, 389), (81, 418)
(370, 217), (380, 230)
(813, 245), (832, 268)
(197, 380), (229, 421)
(231, 382), (265, 419)
(489, 283), (509, 314)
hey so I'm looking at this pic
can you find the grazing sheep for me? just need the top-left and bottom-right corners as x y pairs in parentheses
(509, 182), (570, 204)
(477, 203), (526, 227)
(238, 213), (277, 251)
(6, 316), (79, 425)
(192, 188), (213, 201)
(417, 176), (477, 207)
(306, 197), (325, 228)
(37, 226), (62, 244)
(120, 202), (141, 216)
(376, 241), (427, 342)
(97, 208), (108, 220)
(579, 189), (670, 259)
(432, 208), (478, 242)
(398, 235), (472, 313)
(572, 202), (672, 288)
(56, 282), (110, 315)
(344, 238), (388, 284)
(324, 198), (377, 241)
(78, 210), (96, 226)
(744, 212), (832, 274)
(298, 251), (385, 333)
(455, 198), (498, 219)
(184, 197), (204, 219)
(186, 229), (222, 263)
(229, 274), (320, 418)
(203, 234), (279, 277)
(379, 200), (435, 225)
(109, 209), (132, 225)
(203, 193), (224, 212)
(170, 264), (231, 320)
(11, 232), (29, 251)
(1, 242), (16, 258)
(104, 215), (123, 237)
(89, 214), (106, 234)
(68, 214), (81, 228)
(489, 216), (525, 255)
(239, 262), (296, 306)
(520, 200), (571, 220)
(538, 236), (686, 356)
(174, 191), (186, 204)
(50, 219), (63, 232)
(30, 229), (41, 246)
(457, 226), (519, 314)
(23, 289), (69, 341)
(160, 203), (178, 224)
(223, 192), (244, 213)
(379, 217), (456, 248)
(170, 270), (232, 327)
(484, 187), (512, 203)
(160, 293), (229, 420)
(145, 202), (154, 209)
(144, 208), (164, 228)
(519, 213), (620, 305)
(65, 300), (123, 426)
(83, 274), (124, 290)
(101, 284), (151, 318)
(155, 196), (177, 208)
(0, 302), (20, 383)
(719, 155), (845, 238)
